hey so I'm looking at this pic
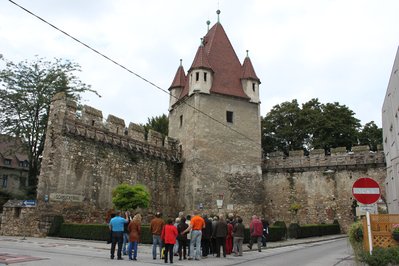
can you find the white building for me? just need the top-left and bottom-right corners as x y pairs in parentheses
(382, 46), (399, 213)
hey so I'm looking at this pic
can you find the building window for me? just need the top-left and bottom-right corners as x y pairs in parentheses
(226, 111), (234, 123)
(180, 115), (183, 128)
(252, 82), (256, 92)
(204, 72), (207, 82)
(195, 72), (199, 81)
(2, 175), (8, 188)
(4, 159), (11, 165)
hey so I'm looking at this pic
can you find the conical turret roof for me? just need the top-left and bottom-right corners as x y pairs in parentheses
(242, 55), (260, 82)
(169, 62), (186, 89)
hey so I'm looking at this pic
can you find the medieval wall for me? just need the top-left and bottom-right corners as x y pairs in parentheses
(36, 93), (182, 224)
(262, 146), (386, 232)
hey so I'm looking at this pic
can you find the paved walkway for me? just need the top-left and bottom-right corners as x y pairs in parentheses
(0, 234), (348, 265)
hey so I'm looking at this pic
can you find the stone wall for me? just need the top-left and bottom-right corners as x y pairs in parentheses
(35, 92), (182, 225)
(0, 201), (53, 237)
(262, 147), (386, 232)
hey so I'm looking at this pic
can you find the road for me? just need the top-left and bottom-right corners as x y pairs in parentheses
(0, 236), (355, 265)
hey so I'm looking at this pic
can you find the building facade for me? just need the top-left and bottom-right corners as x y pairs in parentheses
(0, 135), (29, 197)
(382, 46), (399, 213)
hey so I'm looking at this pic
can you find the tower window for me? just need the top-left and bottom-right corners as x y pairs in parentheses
(195, 72), (199, 81)
(226, 111), (234, 123)
(2, 175), (8, 188)
(252, 83), (256, 92)
(204, 72), (207, 82)
(180, 115), (183, 128)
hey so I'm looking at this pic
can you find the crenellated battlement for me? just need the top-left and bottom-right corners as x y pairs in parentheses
(52, 93), (181, 162)
(263, 145), (386, 172)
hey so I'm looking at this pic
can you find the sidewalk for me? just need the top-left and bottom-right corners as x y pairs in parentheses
(0, 234), (348, 265)
(1, 233), (347, 252)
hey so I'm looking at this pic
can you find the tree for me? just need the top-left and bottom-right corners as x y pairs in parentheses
(0, 56), (99, 197)
(143, 114), (169, 137)
(312, 102), (361, 151)
(358, 121), (382, 151)
(262, 99), (361, 154)
(112, 183), (150, 211)
(261, 100), (305, 155)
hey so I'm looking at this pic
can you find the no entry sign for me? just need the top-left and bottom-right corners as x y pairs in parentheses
(352, 177), (381, 205)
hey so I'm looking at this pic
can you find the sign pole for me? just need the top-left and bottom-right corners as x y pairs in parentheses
(366, 211), (373, 255)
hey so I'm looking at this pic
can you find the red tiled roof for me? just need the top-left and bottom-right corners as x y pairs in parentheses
(169, 64), (186, 89)
(242, 56), (260, 82)
(172, 22), (259, 101)
(190, 44), (213, 71)
(203, 23), (248, 99)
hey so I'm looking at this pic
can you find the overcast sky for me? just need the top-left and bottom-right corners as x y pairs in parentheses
(1, 0), (399, 127)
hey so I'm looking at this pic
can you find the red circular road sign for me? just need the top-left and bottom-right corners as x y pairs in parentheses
(352, 177), (381, 204)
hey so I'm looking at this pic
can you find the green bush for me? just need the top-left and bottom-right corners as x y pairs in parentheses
(48, 216), (64, 237)
(288, 223), (300, 239)
(59, 224), (110, 241)
(348, 221), (364, 260)
(244, 223), (287, 243)
(58, 223), (154, 244)
(359, 247), (399, 266)
(287, 223), (340, 239)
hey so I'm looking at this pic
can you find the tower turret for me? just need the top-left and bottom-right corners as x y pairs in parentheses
(241, 50), (261, 103)
(188, 39), (213, 95)
(168, 59), (186, 110)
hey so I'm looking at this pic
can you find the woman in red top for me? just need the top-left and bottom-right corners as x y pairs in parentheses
(225, 219), (234, 254)
(161, 218), (178, 264)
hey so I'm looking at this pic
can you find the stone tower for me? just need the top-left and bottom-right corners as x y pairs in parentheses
(168, 12), (264, 217)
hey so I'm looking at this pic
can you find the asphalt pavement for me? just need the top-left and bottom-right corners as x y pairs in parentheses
(0, 234), (349, 265)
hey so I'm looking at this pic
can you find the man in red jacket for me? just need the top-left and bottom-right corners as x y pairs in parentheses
(247, 215), (263, 252)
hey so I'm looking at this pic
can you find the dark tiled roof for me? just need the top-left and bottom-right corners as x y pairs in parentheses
(242, 56), (260, 82)
(169, 64), (186, 89)
(0, 135), (29, 169)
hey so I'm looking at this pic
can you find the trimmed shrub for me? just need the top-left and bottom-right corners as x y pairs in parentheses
(287, 223), (340, 239)
(58, 223), (153, 244)
(48, 215), (64, 236)
(236, 226), (287, 243)
(59, 224), (109, 241)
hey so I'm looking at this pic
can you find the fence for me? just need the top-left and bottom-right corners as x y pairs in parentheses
(362, 214), (399, 251)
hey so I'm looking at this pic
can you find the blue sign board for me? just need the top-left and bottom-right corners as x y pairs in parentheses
(22, 200), (37, 207)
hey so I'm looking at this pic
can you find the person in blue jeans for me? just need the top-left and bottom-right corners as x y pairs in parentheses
(109, 211), (129, 260)
(122, 211), (131, 255)
(150, 212), (165, 259)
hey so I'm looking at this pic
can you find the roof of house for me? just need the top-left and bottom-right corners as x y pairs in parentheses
(0, 135), (29, 169)
(170, 21), (260, 101)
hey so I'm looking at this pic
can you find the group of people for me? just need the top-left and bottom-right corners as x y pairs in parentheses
(108, 210), (269, 263)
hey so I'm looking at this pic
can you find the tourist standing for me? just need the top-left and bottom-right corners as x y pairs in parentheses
(183, 211), (205, 260)
(177, 217), (189, 260)
(122, 211), (131, 255)
(127, 213), (141, 261)
(109, 211), (129, 260)
(262, 218), (270, 247)
(185, 215), (191, 256)
(150, 212), (165, 260)
(225, 219), (234, 254)
(173, 217), (180, 256)
(232, 217), (245, 256)
(161, 218), (178, 264)
(212, 214), (228, 258)
(201, 214), (212, 257)
(248, 215), (263, 252)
